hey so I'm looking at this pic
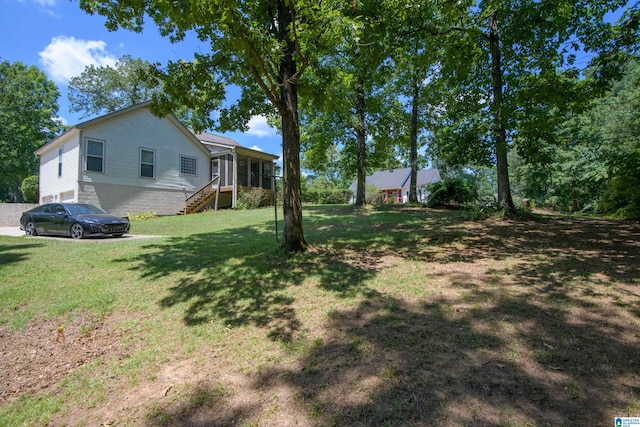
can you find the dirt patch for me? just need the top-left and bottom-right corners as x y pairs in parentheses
(0, 312), (141, 404)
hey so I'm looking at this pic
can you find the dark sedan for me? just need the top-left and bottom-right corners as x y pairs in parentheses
(20, 203), (130, 239)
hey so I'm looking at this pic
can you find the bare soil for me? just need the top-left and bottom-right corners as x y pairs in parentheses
(2, 211), (640, 426)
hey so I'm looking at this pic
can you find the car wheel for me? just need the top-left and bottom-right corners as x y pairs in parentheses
(24, 221), (37, 236)
(70, 223), (85, 239)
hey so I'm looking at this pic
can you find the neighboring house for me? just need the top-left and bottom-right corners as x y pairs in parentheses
(349, 167), (441, 204)
(35, 102), (279, 216)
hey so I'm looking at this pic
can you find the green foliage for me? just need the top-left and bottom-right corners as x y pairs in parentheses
(20, 175), (39, 203)
(0, 60), (60, 202)
(365, 184), (380, 204)
(68, 55), (158, 118)
(302, 189), (352, 205)
(598, 167), (640, 219)
(511, 60), (640, 217)
(429, 0), (626, 209)
(236, 188), (271, 210)
(125, 212), (158, 221)
(426, 177), (478, 208)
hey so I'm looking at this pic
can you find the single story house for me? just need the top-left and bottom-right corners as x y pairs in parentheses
(35, 101), (279, 216)
(349, 167), (441, 204)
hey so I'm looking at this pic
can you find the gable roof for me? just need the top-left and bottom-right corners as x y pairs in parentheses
(35, 102), (279, 161)
(349, 167), (441, 192)
(35, 101), (208, 157)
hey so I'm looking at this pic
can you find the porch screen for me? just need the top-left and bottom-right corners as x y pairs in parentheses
(262, 162), (272, 190)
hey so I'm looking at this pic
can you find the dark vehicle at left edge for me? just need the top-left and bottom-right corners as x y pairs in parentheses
(20, 203), (130, 239)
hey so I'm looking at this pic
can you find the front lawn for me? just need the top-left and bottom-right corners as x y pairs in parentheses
(1, 205), (639, 426)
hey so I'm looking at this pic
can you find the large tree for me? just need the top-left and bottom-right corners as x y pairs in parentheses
(79, 0), (347, 253)
(0, 60), (59, 202)
(300, 0), (409, 205)
(68, 55), (158, 118)
(430, 0), (627, 211)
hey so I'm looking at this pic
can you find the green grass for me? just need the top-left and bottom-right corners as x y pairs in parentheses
(1, 204), (639, 426)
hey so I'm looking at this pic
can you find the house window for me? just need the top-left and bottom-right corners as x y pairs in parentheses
(86, 139), (104, 172)
(140, 148), (155, 178)
(262, 162), (272, 190)
(58, 147), (63, 177)
(180, 155), (197, 176)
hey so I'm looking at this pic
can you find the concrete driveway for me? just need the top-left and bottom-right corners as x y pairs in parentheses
(0, 227), (24, 237)
(0, 227), (162, 240)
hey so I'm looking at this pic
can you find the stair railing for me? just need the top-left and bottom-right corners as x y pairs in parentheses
(184, 174), (221, 213)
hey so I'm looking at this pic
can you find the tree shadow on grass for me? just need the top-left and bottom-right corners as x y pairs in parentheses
(0, 242), (44, 268)
(255, 286), (640, 425)
(124, 207), (640, 425)
(119, 221), (383, 342)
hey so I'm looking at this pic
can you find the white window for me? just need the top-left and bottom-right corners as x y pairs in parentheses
(58, 147), (63, 177)
(86, 139), (104, 173)
(140, 148), (155, 178)
(180, 155), (197, 176)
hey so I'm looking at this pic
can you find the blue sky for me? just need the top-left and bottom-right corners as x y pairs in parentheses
(0, 0), (283, 159)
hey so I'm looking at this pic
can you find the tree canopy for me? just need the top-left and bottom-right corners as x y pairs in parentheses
(68, 54), (158, 118)
(429, 0), (627, 211)
(0, 60), (59, 202)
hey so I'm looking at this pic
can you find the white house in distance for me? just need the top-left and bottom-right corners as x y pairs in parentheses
(35, 102), (279, 216)
(349, 167), (441, 204)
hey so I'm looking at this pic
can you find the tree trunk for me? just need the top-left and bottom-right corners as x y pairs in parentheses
(409, 69), (420, 203)
(488, 15), (515, 211)
(355, 76), (367, 206)
(278, 0), (307, 253)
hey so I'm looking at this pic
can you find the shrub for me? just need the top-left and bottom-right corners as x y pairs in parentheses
(598, 175), (640, 219)
(301, 189), (353, 204)
(426, 178), (478, 208)
(21, 175), (39, 203)
(126, 212), (157, 221)
(237, 187), (271, 209)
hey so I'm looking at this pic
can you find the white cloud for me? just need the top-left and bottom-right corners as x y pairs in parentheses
(39, 36), (117, 83)
(17, 0), (56, 5)
(249, 145), (263, 152)
(246, 115), (276, 138)
(53, 115), (68, 126)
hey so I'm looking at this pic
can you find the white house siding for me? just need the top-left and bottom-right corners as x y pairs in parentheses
(77, 108), (211, 214)
(78, 182), (187, 216)
(38, 131), (80, 204)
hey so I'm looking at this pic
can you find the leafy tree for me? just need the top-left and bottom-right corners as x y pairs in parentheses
(68, 55), (158, 118)
(510, 59), (640, 217)
(0, 60), (59, 202)
(300, 0), (402, 206)
(430, 0), (627, 212)
(21, 175), (39, 203)
(426, 177), (478, 208)
(79, 0), (348, 253)
(594, 60), (640, 218)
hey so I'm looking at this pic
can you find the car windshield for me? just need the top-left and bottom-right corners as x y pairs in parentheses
(65, 204), (109, 215)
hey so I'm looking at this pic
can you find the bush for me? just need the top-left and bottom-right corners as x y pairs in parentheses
(426, 178), (478, 208)
(237, 187), (271, 209)
(598, 175), (640, 219)
(126, 212), (157, 221)
(301, 189), (353, 204)
(21, 175), (39, 203)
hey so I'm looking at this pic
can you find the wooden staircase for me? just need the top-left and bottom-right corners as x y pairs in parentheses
(178, 175), (221, 215)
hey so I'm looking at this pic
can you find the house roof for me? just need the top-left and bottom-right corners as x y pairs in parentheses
(193, 132), (241, 147)
(349, 167), (441, 192)
(36, 102), (279, 161)
(35, 101), (208, 157)
(195, 131), (279, 161)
